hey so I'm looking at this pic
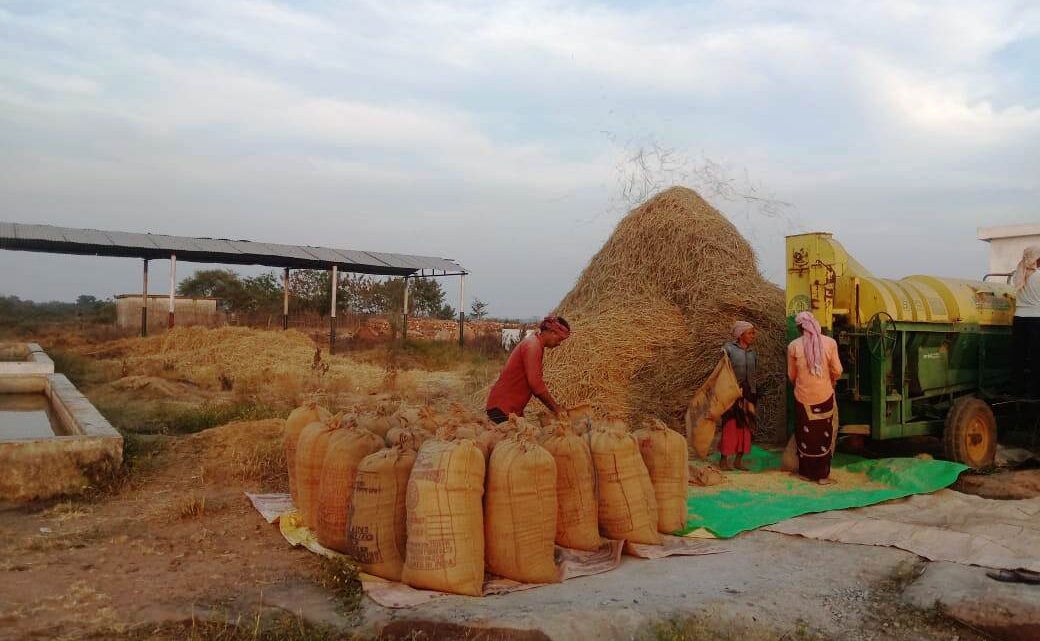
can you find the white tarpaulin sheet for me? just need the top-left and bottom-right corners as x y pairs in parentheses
(765, 489), (1040, 572)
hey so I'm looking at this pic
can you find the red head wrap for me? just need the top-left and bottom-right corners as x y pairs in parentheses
(540, 316), (571, 340)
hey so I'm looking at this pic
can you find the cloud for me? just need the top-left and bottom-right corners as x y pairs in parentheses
(0, 1), (1037, 316)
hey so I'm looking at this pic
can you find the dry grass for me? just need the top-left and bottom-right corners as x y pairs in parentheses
(176, 493), (207, 519)
(191, 419), (289, 491)
(544, 186), (786, 440)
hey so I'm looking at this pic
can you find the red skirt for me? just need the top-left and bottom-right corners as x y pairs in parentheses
(719, 417), (752, 456)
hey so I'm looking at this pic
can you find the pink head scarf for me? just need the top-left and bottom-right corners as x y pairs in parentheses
(1012, 246), (1040, 290)
(795, 311), (824, 377)
(732, 320), (754, 340)
(540, 316), (571, 340)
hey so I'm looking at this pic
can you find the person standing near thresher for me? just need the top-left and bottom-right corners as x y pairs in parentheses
(718, 320), (758, 471)
(485, 316), (571, 424)
(1012, 246), (1040, 398)
(787, 311), (843, 485)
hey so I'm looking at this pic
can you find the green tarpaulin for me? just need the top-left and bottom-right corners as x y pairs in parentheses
(683, 446), (968, 538)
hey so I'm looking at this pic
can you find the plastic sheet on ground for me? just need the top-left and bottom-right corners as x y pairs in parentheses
(247, 492), (730, 608)
(764, 489), (1040, 572)
(683, 446), (967, 538)
(246, 492), (295, 524)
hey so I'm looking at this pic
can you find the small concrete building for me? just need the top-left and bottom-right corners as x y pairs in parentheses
(115, 295), (223, 331)
(978, 223), (1040, 279)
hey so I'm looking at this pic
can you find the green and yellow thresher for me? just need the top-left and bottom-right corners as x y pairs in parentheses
(785, 232), (1016, 468)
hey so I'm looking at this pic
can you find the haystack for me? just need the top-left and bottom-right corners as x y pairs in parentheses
(543, 187), (786, 440)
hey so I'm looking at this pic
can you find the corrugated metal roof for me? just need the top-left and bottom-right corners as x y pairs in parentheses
(0, 222), (467, 276)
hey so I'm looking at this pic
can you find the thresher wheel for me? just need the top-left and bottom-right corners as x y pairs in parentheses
(943, 397), (997, 468)
(866, 312), (897, 359)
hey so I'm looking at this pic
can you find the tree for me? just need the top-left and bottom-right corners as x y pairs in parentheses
(177, 269), (249, 312)
(436, 303), (457, 320)
(409, 278), (451, 317)
(76, 295), (98, 309)
(470, 298), (488, 320)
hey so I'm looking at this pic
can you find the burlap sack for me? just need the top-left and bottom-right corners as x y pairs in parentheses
(590, 428), (660, 545)
(685, 353), (742, 458)
(284, 402), (331, 507)
(402, 438), (486, 596)
(357, 405), (395, 440)
(634, 419), (689, 534)
(347, 446), (417, 581)
(385, 426), (428, 451)
(689, 464), (726, 487)
(476, 423), (510, 461)
(294, 412), (344, 528)
(542, 423), (600, 551)
(316, 419), (384, 552)
(485, 432), (559, 583)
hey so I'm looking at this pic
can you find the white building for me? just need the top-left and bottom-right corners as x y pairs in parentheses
(977, 223), (1040, 281)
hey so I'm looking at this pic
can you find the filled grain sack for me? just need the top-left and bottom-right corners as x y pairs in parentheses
(347, 445), (417, 581)
(385, 424), (428, 451)
(316, 418), (385, 552)
(485, 431), (559, 584)
(634, 418), (689, 534)
(542, 423), (600, 551)
(685, 353), (742, 458)
(416, 405), (440, 433)
(590, 428), (660, 545)
(402, 438), (486, 596)
(357, 405), (395, 440)
(392, 405), (421, 430)
(690, 464), (726, 487)
(284, 402), (331, 507)
(568, 402), (595, 436)
(295, 412), (344, 527)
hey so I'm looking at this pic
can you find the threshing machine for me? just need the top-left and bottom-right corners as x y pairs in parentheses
(785, 232), (1016, 468)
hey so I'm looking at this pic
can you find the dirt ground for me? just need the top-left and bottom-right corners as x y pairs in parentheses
(1, 326), (1037, 641)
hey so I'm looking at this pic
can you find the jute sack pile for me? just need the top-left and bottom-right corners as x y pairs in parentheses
(284, 402), (331, 507)
(316, 418), (384, 552)
(485, 430), (559, 584)
(542, 422), (600, 551)
(347, 444), (417, 581)
(590, 428), (660, 545)
(634, 418), (689, 534)
(402, 437), (486, 596)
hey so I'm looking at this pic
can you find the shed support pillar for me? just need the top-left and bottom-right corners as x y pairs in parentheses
(329, 265), (338, 355)
(458, 274), (465, 347)
(402, 277), (409, 342)
(168, 254), (176, 330)
(141, 259), (149, 337)
(282, 267), (290, 330)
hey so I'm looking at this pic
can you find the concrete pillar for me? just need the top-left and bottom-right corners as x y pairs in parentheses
(141, 259), (149, 337)
(329, 265), (338, 354)
(402, 276), (409, 341)
(458, 273), (465, 347)
(282, 267), (290, 330)
(168, 254), (176, 329)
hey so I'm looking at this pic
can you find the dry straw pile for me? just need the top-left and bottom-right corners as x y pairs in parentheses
(543, 186), (786, 440)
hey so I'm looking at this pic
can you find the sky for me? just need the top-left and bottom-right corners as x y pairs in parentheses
(0, 0), (1038, 318)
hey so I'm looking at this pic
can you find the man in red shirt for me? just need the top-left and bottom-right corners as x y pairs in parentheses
(485, 316), (571, 423)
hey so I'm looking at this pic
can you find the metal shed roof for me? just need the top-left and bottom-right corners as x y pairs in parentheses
(0, 222), (466, 276)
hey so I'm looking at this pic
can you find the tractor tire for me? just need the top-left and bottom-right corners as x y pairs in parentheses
(943, 396), (997, 468)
